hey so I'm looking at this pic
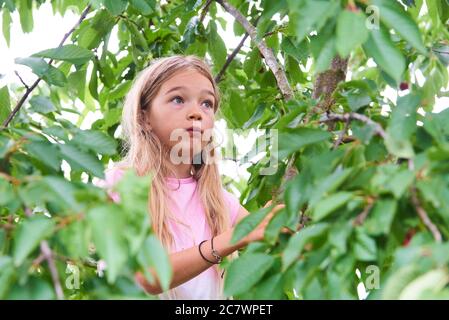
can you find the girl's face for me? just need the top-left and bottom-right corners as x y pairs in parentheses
(144, 68), (216, 160)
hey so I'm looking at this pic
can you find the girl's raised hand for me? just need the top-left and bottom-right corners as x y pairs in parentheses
(243, 200), (286, 245)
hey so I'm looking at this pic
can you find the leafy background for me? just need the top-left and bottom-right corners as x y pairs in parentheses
(1, 0), (449, 300)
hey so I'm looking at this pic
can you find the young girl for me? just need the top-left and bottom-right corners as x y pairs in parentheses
(98, 55), (284, 300)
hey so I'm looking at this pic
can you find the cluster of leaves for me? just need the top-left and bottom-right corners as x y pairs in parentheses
(1, 0), (449, 299)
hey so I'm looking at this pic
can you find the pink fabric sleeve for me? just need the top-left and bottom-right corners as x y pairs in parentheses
(222, 188), (241, 227)
(93, 167), (125, 203)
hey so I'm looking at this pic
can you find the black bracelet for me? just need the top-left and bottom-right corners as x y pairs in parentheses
(199, 240), (218, 264)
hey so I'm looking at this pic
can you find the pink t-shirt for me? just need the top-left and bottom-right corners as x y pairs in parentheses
(95, 167), (241, 300)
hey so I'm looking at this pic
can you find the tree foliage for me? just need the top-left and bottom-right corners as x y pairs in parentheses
(1, 0), (449, 300)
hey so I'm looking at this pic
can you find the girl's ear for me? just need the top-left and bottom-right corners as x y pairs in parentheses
(140, 109), (153, 132)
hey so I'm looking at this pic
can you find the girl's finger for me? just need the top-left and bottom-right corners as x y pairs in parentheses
(264, 204), (286, 223)
(263, 200), (273, 208)
(135, 271), (151, 292)
(281, 227), (294, 235)
(272, 204), (285, 213)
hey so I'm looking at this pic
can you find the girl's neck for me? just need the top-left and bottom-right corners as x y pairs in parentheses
(166, 162), (193, 179)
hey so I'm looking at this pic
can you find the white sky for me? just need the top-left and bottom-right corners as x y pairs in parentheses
(0, 3), (448, 187)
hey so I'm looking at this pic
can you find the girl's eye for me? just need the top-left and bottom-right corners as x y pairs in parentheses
(202, 100), (214, 109)
(171, 96), (184, 104)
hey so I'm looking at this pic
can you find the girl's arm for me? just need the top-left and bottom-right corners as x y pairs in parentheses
(135, 226), (246, 295)
(135, 201), (284, 295)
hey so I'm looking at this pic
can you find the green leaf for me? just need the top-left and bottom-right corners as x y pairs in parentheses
(231, 206), (272, 245)
(67, 68), (87, 102)
(399, 269), (449, 299)
(385, 94), (420, 158)
(383, 265), (420, 299)
(291, 0), (336, 42)
(2, 8), (12, 47)
(282, 223), (329, 270)
(124, 20), (149, 53)
(0, 86), (11, 125)
(353, 230), (377, 261)
(336, 10), (369, 57)
(43, 176), (81, 211)
(312, 192), (353, 221)
(13, 216), (55, 266)
(329, 222), (352, 254)
(207, 21), (227, 67)
(137, 235), (173, 292)
(78, 9), (115, 50)
(281, 36), (308, 63)
(102, 0), (128, 15)
(130, 0), (154, 15)
(365, 198), (397, 235)
(0, 256), (15, 299)
(224, 253), (274, 296)
(278, 128), (332, 158)
(385, 170), (415, 199)
(0, 177), (15, 205)
(71, 130), (117, 155)
(315, 37), (336, 73)
(15, 57), (67, 87)
(89, 63), (99, 100)
(18, 0), (33, 33)
(253, 273), (284, 299)
(363, 26), (405, 83)
(88, 205), (127, 284)
(24, 141), (61, 171)
(243, 48), (262, 77)
(59, 143), (105, 178)
(29, 96), (56, 114)
(264, 207), (288, 245)
(372, 0), (427, 54)
(33, 45), (94, 65)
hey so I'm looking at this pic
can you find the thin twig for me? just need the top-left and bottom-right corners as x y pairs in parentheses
(25, 208), (64, 300)
(200, 0), (213, 23)
(215, 16), (261, 83)
(410, 186), (442, 243)
(14, 71), (30, 90)
(215, 0), (294, 101)
(333, 116), (351, 149)
(1, 5), (92, 129)
(40, 241), (64, 299)
(215, 32), (249, 83)
(408, 160), (442, 243)
(353, 198), (375, 226)
(321, 113), (387, 139)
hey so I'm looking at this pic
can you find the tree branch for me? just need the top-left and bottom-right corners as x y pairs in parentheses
(321, 112), (387, 139)
(215, 15), (261, 83)
(333, 116), (350, 149)
(1, 5), (92, 129)
(215, 0), (294, 101)
(14, 71), (30, 90)
(25, 208), (64, 300)
(408, 159), (442, 243)
(410, 186), (442, 243)
(40, 240), (64, 299)
(353, 197), (375, 226)
(200, 0), (213, 23)
(215, 32), (249, 83)
(312, 56), (348, 112)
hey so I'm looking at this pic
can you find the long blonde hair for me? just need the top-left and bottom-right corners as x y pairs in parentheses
(117, 55), (236, 299)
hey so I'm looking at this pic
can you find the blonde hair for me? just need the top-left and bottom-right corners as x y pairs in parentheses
(117, 55), (237, 299)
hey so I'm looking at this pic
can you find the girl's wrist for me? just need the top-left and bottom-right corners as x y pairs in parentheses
(229, 227), (249, 249)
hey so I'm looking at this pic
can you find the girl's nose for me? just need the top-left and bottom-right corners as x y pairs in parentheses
(186, 105), (202, 121)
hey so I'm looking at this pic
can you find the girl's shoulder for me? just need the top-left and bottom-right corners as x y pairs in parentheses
(222, 187), (241, 227)
(93, 164), (131, 203)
